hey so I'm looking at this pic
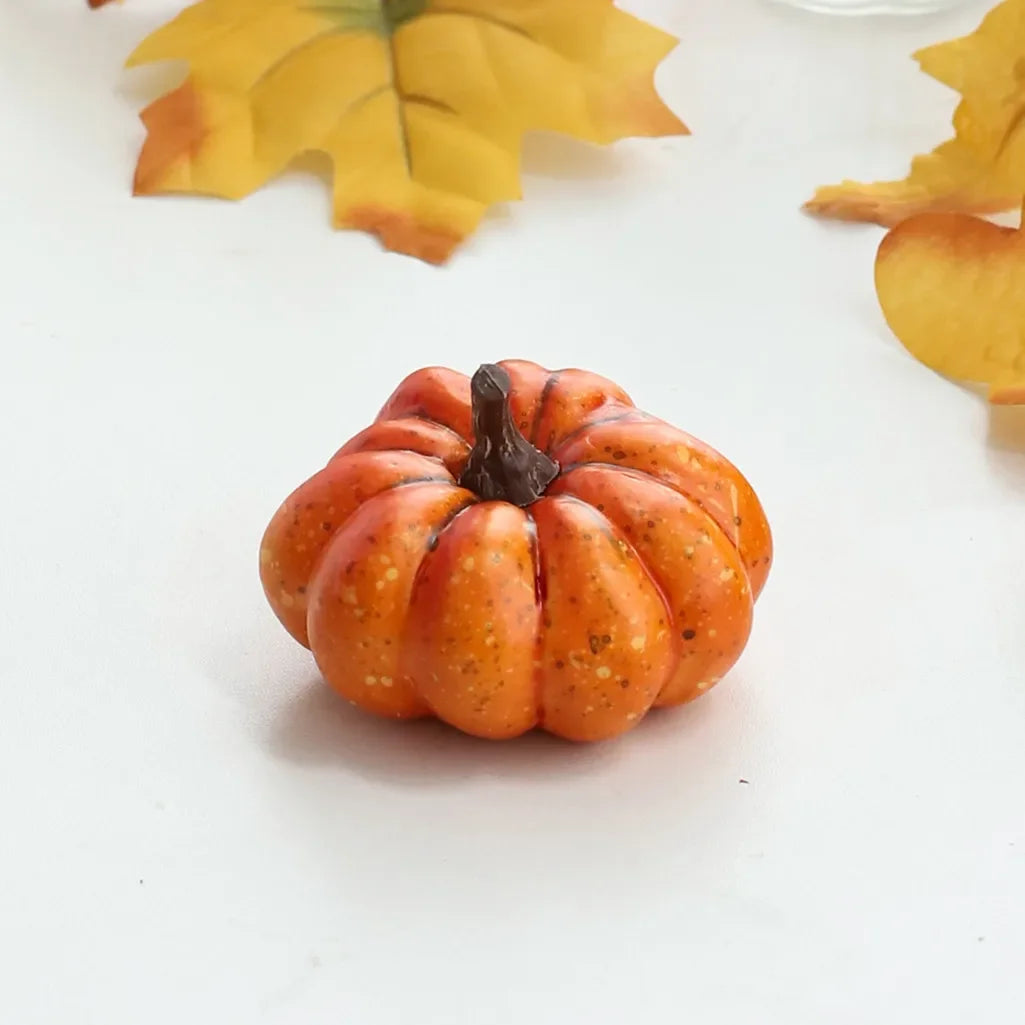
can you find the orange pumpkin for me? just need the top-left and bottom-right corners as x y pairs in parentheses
(260, 361), (772, 742)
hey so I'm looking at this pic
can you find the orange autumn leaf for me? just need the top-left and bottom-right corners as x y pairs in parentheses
(874, 201), (1025, 404)
(125, 0), (687, 264)
(805, 0), (1025, 227)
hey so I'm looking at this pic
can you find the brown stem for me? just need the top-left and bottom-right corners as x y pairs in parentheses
(458, 364), (559, 506)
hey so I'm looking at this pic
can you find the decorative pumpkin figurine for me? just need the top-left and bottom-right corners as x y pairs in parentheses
(260, 361), (772, 742)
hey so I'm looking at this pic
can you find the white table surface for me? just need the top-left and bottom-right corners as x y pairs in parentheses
(2, 1), (1022, 1022)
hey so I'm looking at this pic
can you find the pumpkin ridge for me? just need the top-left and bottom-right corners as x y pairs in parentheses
(570, 496), (680, 694)
(403, 409), (472, 440)
(305, 476), (460, 598)
(309, 472), (458, 547)
(422, 495), (478, 553)
(548, 409), (650, 455)
(374, 366), (474, 442)
(341, 444), (465, 477)
(340, 415), (471, 448)
(401, 496), (482, 713)
(523, 508), (545, 729)
(556, 458), (748, 576)
(260, 453), (458, 647)
(529, 371), (562, 448)
(354, 471), (452, 487)
(370, 447), (455, 464)
(306, 481), (472, 718)
(547, 490), (678, 617)
(391, 415), (467, 444)
(532, 494), (676, 737)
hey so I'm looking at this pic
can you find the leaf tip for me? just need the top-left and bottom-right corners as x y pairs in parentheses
(131, 81), (205, 197)
(343, 206), (464, 266)
(131, 168), (154, 197)
(989, 382), (1025, 405)
(664, 111), (690, 137)
(802, 185), (901, 227)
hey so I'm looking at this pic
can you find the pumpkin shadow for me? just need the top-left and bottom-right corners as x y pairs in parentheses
(194, 609), (668, 788)
(986, 403), (1025, 497)
(268, 674), (720, 787)
(987, 402), (1025, 455)
(520, 132), (633, 182)
(269, 678), (639, 785)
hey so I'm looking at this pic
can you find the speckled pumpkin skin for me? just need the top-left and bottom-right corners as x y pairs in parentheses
(260, 360), (772, 742)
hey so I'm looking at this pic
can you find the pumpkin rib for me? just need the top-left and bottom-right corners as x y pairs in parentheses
(532, 371), (636, 456)
(397, 500), (486, 724)
(259, 454), (458, 648)
(545, 408), (650, 456)
(307, 482), (476, 718)
(522, 508), (546, 727)
(404, 502), (541, 739)
(332, 417), (471, 475)
(301, 475), (464, 637)
(553, 418), (772, 600)
(549, 464), (753, 706)
(496, 359), (552, 440)
(392, 410), (467, 439)
(529, 370), (561, 447)
(531, 494), (678, 740)
(367, 472), (452, 488)
(556, 493), (678, 639)
(559, 458), (728, 527)
(374, 366), (474, 442)
(552, 464), (749, 591)
(322, 449), (454, 482)
(421, 495), (480, 557)
(555, 459), (752, 589)
(354, 445), (462, 469)
(400, 497), (482, 684)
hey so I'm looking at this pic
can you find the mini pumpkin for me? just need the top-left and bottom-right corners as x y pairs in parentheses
(260, 361), (772, 742)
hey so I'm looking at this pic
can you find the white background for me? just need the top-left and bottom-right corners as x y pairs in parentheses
(2, 1), (1022, 1022)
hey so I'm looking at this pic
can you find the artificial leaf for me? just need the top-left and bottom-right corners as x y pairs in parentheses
(874, 201), (1025, 404)
(805, 0), (1025, 227)
(126, 0), (687, 263)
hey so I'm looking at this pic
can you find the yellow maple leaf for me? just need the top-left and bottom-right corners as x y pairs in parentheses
(805, 0), (1025, 227)
(126, 0), (686, 263)
(874, 200), (1025, 404)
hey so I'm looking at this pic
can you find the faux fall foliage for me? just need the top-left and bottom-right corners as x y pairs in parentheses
(875, 205), (1025, 404)
(806, 0), (1025, 226)
(120, 0), (686, 263)
(807, 0), (1025, 405)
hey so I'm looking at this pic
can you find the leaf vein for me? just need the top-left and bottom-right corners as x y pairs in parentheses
(423, 7), (534, 43)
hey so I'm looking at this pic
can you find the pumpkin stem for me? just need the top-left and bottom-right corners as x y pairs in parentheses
(458, 364), (559, 507)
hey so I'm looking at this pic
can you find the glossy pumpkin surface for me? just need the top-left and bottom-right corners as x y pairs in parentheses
(260, 360), (772, 742)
